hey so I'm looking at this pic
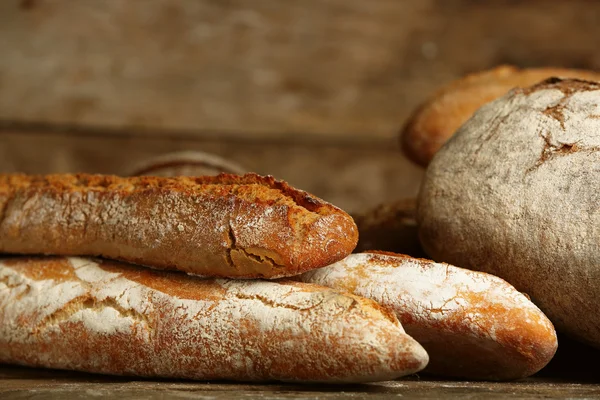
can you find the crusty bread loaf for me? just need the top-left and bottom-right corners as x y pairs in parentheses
(418, 77), (600, 349)
(400, 65), (600, 166)
(299, 252), (557, 380)
(0, 173), (357, 278)
(352, 199), (426, 258)
(127, 151), (246, 177)
(0, 256), (428, 382)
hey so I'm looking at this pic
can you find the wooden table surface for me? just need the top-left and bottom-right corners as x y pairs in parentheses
(3, 365), (600, 400)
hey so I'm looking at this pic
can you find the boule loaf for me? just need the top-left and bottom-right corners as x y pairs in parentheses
(300, 252), (557, 380)
(0, 256), (428, 382)
(0, 173), (357, 278)
(418, 78), (600, 348)
(401, 65), (600, 166)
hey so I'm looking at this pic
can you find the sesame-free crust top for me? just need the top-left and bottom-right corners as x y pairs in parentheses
(0, 173), (358, 278)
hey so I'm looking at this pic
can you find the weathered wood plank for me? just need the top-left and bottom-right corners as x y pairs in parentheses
(1, 1), (600, 140)
(2, 365), (600, 399)
(0, 130), (423, 213)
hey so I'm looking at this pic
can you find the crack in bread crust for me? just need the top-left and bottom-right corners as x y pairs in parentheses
(0, 173), (358, 279)
(519, 77), (600, 96)
(225, 221), (239, 272)
(32, 295), (154, 338)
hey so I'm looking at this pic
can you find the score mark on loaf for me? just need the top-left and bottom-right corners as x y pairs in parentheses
(300, 252), (558, 380)
(0, 173), (358, 279)
(400, 65), (600, 167)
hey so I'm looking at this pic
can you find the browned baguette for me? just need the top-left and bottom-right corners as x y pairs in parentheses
(300, 252), (558, 380)
(0, 173), (358, 278)
(0, 256), (429, 382)
(400, 65), (600, 167)
(352, 198), (426, 258)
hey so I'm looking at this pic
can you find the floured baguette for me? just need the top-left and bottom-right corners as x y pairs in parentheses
(0, 173), (358, 278)
(0, 256), (428, 383)
(299, 252), (557, 380)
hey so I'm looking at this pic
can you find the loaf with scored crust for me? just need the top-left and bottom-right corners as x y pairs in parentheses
(0, 256), (428, 382)
(300, 252), (557, 380)
(0, 173), (358, 278)
(418, 78), (600, 349)
(400, 65), (600, 166)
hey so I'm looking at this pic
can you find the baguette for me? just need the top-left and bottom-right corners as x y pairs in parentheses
(0, 256), (428, 382)
(299, 252), (558, 380)
(400, 65), (600, 166)
(0, 173), (358, 278)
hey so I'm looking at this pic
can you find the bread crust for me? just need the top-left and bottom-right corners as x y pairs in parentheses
(0, 173), (358, 278)
(299, 252), (557, 380)
(0, 256), (428, 382)
(400, 65), (600, 166)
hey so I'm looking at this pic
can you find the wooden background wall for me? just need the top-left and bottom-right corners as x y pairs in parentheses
(2, 0), (600, 213)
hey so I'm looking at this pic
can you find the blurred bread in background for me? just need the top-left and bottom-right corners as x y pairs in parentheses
(400, 66), (600, 167)
(127, 151), (247, 177)
(353, 199), (425, 258)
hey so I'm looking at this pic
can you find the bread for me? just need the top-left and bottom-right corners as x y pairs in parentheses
(0, 173), (357, 278)
(352, 198), (426, 258)
(0, 256), (428, 382)
(299, 252), (557, 380)
(127, 151), (246, 177)
(418, 78), (600, 348)
(401, 65), (600, 166)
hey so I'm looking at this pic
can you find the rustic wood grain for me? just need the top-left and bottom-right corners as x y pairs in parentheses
(2, 365), (600, 399)
(0, 129), (423, 213)
(1, 0), (600, 140)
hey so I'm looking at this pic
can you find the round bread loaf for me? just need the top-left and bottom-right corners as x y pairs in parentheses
(418, 78), (600, 347)
(401, 66), (600, 167)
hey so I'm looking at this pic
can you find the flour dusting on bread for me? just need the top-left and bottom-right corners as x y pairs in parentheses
(0, 256), (428, 382)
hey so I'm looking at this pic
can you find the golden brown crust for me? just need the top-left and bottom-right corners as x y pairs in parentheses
(0, 173), (358, 278)
(400, 65), (600, 167)
(0, 256), (429, 382)
(352, 199), (426, 258)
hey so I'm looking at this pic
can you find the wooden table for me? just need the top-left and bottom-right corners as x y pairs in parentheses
(3, 365), (600, 399)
